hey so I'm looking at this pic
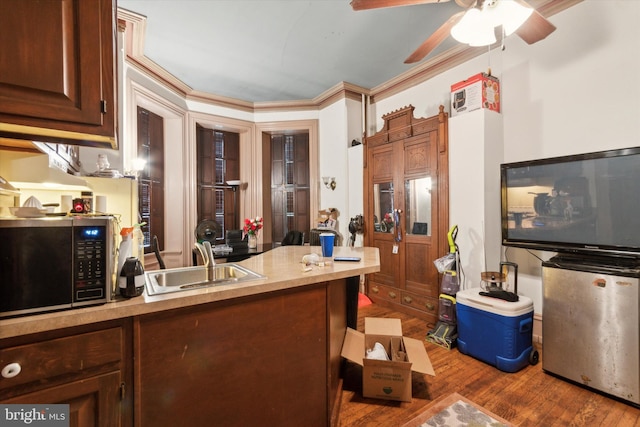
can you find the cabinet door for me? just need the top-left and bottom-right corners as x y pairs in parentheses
(368, 143), (398, 288)
(3, 371), (121, 427)
(0, 0), (116, 147)
(135, 287), (328, 426)
(402, 132), (440, 298)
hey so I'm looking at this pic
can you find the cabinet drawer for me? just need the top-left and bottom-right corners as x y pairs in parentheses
(368, 283), (401, 302)
(400, 291), (438, 316)
(0, 327), (122, 391)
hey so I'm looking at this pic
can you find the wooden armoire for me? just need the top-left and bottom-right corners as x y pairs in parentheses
(364, 105), (449, 327)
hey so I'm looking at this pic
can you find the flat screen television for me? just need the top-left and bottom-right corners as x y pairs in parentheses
(501, 147), (640, 260)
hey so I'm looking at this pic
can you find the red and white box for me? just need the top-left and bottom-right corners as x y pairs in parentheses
(451, 72), (500, 117)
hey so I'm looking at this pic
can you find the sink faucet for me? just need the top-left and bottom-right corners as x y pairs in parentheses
(195, 241), (216, 281)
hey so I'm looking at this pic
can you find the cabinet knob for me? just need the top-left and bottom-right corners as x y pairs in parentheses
(371, 286), (379, 294)
(388, 291), (396, 299)
(403, 296), (413, 304)
(425, 302), (435, 311)
(1, 362), (21, 379)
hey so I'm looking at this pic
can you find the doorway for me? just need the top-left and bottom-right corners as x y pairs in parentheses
(269, 133), (310, 244)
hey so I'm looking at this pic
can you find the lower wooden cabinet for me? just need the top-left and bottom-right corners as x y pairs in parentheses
(134, 280), (349, 427)
(3, 372), (121, 427)
(0, 320), (132, 427)
(0, 279), (355, 427)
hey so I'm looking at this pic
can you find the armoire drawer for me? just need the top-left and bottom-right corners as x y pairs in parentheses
(400, 291), (438, 316)
(368, 283), (401, 302)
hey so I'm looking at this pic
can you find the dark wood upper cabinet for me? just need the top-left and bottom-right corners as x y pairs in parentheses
(0, 0), (117, 148)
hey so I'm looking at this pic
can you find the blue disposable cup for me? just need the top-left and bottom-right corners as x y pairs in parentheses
(319, 233), (335, 258)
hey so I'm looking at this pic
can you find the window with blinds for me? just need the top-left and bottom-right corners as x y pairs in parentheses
(137, 106), (164, 253)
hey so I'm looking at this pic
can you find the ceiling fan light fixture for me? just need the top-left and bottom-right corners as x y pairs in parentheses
(495, 0), (534, 35)
(451, 8), (485, 44)
(451, 0), (534, 46)
(468, 25), (497, 46)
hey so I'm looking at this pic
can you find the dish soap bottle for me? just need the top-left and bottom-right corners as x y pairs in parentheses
(133, 223), (145, 262)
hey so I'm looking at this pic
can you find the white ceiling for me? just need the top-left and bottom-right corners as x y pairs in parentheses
(117, 0), (567, 104)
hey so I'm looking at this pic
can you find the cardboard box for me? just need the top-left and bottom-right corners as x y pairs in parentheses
(316, 208), (338, 229)
(451, 72), (500, 116)
(341, 317), (435, 402)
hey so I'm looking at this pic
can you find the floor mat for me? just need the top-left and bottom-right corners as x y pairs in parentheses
(401, 392), (514, 427)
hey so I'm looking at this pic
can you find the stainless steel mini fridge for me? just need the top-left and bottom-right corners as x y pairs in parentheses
(542, 258), (640, 405)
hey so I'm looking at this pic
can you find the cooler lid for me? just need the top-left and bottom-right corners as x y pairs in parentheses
(456, 287), (533, 316)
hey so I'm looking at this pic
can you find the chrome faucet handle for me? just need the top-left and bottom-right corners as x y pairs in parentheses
(202, 241), (216, 282)
(194, 241), (216, 282)
(202, 241), (215, 267)
(194, 242), (205, 264)
(194, 241), (215, 267)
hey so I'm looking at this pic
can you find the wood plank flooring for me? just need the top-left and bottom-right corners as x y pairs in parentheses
(338, 302), (640, 426)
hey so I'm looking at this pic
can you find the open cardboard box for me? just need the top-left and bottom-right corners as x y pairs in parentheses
(341, 317), (435, 402)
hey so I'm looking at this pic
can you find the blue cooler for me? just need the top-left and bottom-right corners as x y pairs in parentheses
(456, 288), (536, 373)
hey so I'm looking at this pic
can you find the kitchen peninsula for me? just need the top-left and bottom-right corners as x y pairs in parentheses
(1, 246), (380, 427)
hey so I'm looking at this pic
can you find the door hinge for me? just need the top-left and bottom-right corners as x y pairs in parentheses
(101, 100), (108, 114)
(119, 382), (126, 400)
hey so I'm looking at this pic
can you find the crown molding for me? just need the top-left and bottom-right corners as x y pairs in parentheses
(117, 0), (580, 112)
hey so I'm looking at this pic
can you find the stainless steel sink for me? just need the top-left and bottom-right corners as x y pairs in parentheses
(144, 263), (265, 295)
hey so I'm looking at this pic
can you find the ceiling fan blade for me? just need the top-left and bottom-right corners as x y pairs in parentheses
(350, 0), (450, 11)
(404, 11), (464, 63)
(514, 0), (557, 44)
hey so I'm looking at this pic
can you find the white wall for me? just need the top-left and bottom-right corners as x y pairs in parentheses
(369, 0), (640, 312)
(449, 109), (503, 292)
(318, 99), (350, 242)
(345, 97), (365, 247)
(347, 144), (364, 247)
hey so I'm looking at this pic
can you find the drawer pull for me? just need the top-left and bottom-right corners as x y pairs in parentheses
(371, 286), (379, 294)
(403, 296), (413, 304)
(2, 362), (21, 379)
(425, 302), (435, 311)
(388, 291), (396, 299)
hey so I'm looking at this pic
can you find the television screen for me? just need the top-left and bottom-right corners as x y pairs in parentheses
(501, 147), (640, 259)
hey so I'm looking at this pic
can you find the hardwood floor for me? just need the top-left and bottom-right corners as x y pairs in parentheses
(338, 302), (640, 426)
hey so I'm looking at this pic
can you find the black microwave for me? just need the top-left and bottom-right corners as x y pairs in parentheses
(0, 216), (115, 318)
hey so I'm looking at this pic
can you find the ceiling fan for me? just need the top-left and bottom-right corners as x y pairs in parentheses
(350, 0), (556, 63)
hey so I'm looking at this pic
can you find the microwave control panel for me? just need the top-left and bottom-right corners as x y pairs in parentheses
(73, 225), (108, 302)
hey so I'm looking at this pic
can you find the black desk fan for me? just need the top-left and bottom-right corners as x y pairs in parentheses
(195, 219), (221, 244)
(192, 220), (222, 266)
